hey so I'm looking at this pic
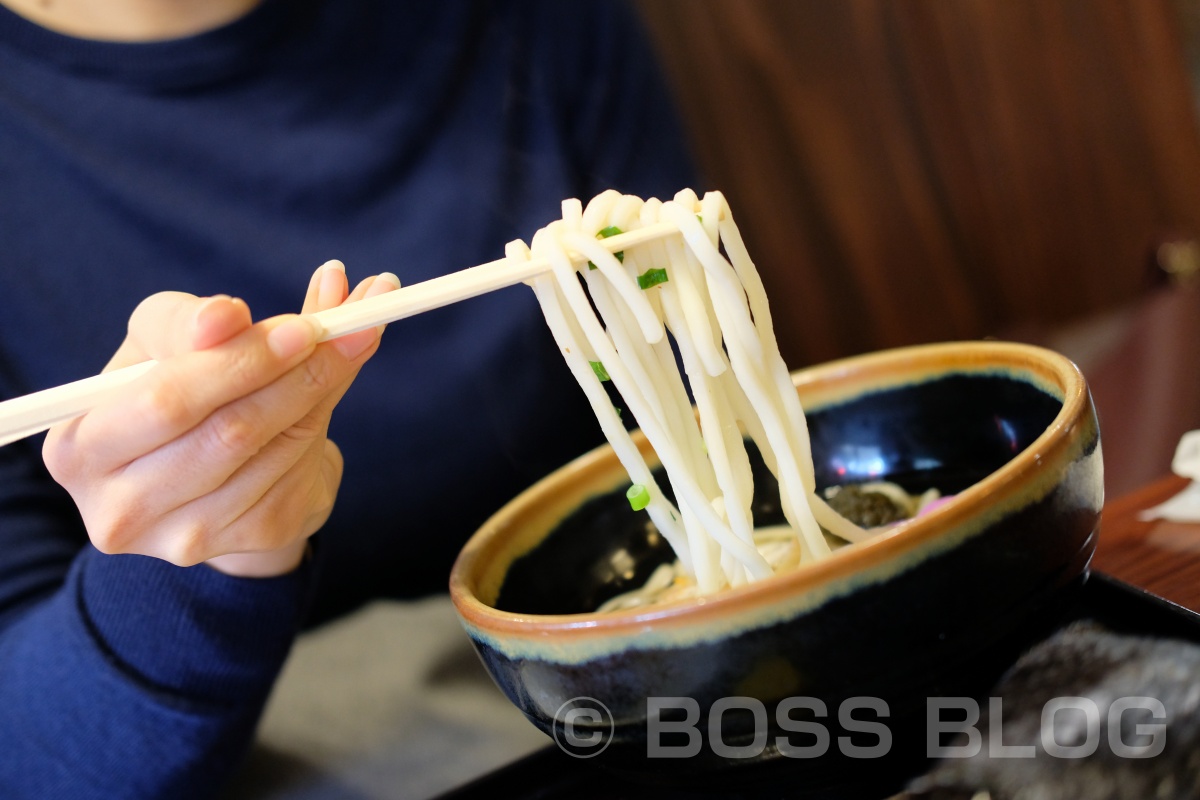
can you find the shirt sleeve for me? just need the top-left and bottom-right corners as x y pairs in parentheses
(0, 437), (315, 799)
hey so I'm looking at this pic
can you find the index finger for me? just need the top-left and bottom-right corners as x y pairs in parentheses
(59, 313), (322, 471)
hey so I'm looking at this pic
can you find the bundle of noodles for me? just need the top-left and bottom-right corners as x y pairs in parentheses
(504, 190), (870, 608)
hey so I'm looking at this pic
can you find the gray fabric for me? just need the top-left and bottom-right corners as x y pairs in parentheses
(219, 597), (547, 799)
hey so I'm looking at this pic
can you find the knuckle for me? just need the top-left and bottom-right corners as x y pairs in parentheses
(323, 439), (345, 484)
(221, 345), (265, 393)
(42, 425), (96, 486)
(206, 411), (263, 458)
(283, 412), (325, 445)
(141, 378), (195, 432)
(169, 547), (205, 568)
(298, 357), (333, 393)
(87, 505), (138, 555)
(297, 353), (337, 394)
(41, 435), (75, 484)
(88, 525), (124, 555)
(161, 521), (208, 567)
(307, 474), (336, 518)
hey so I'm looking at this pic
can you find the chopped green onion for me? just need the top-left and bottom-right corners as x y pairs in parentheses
(627, 483), (651, 511)
(589, 360), (610, 382)
(588, 226), (625, 269)
(637, 268), (669, 290)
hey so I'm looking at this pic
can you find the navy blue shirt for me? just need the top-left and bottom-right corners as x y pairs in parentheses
(0, 1), (695, 796)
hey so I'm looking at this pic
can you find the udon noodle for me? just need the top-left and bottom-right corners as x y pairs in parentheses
(504, 190), (876, 609)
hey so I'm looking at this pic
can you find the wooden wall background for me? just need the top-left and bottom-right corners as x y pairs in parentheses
(636, 0), (1200, 368)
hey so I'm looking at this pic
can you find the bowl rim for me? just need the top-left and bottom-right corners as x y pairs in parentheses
(449, 341), (1093, 639)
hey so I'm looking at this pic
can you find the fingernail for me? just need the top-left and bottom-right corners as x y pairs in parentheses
(356, 273), (401, 300)
(318, 261), (347, 308)
(267, 316), (320, 359)
(193, 295), (233, 329)
(374, 272), (401, 291)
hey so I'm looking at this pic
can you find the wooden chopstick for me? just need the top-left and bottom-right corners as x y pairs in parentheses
(0, 222), (679, 447)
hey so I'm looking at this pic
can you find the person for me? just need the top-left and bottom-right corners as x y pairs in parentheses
(0, 0), (696, 796)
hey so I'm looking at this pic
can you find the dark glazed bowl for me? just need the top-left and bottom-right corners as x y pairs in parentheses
(449, 342), (1103, 792)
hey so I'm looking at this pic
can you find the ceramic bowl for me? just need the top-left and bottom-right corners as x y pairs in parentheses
(449, 341), (1102, 790)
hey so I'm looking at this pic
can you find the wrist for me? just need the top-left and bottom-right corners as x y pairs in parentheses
(205, 538), (309, 578)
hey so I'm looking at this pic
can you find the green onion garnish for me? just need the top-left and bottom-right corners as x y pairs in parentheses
(589, 360), (610, 382)
(626, 483), (651, 511)
(588, 226), (625, 269)
(637, 268), (669, 290)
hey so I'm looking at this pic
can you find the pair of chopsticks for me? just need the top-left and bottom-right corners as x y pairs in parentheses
(0, 223), (678, 448)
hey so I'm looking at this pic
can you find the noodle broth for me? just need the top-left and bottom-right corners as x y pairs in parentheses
(494, 369), (1064, 616)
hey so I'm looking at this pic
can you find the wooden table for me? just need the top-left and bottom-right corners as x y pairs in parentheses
(1093, 473), (1200, 613)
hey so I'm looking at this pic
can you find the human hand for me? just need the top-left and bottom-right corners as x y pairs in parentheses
(43, 261), (399, 577)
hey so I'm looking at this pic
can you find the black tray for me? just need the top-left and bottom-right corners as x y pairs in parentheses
(434, 573), (1200, 800)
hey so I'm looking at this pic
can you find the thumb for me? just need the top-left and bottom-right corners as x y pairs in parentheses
(105, 292), (252, 371)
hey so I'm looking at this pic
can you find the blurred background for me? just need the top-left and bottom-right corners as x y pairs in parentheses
(637, 0), (1200, 497)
